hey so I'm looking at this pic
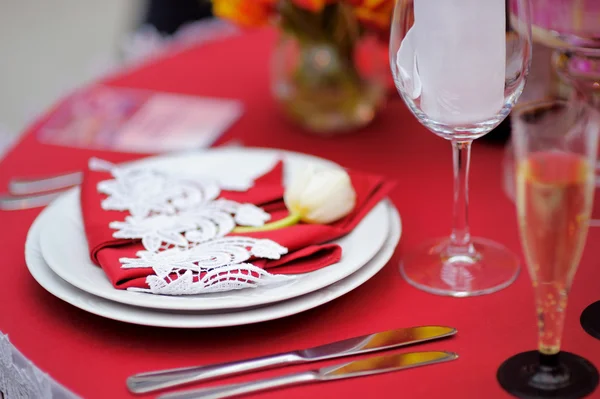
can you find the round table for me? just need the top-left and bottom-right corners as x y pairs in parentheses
(1, 28), (600, 399)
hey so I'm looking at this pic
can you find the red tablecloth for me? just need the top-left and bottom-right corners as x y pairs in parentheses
(1, 28), (600, 399)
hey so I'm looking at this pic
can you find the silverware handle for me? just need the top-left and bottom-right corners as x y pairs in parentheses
(0, 191), (66, 211)
(158, 371), (318, 399)
(127, 352), (303, 394)
(7, 140), (245, 197)
(9, 171), (83, 195)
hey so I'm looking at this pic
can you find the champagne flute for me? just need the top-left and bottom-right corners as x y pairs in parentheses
(389, 0), (532, 296)
(498, 99), (600, 398)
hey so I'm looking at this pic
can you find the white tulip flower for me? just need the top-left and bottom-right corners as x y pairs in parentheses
(284, 165), (356, 224)
(234, 164), (356, 233)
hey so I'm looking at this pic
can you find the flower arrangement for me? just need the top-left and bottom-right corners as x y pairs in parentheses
(211, 0), (395, 134)
(212, 1), (394, 34)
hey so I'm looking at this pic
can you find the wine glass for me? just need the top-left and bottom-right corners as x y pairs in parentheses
(497, 99), (600, 398)
(389, 0), (532, 296)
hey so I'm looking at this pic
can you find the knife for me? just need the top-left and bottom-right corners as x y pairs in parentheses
(158, 350), (458, 399)
(127, 325), (456, 394)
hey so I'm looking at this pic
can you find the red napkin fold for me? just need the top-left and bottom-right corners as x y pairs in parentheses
(80, 160), (394, 290)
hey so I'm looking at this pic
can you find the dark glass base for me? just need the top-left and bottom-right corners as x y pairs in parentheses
(497, 351), (599, 398)
(581, 301), (600, 340)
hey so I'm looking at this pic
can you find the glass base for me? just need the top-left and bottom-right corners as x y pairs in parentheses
(497, 351), (599, 399)
(399, 237), (520, 297)
(581, 301), (600, 340)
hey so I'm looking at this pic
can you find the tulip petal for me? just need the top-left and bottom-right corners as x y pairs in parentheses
(285, 164), (357, 225)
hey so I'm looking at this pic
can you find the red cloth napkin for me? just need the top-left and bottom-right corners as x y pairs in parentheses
(80, 160), (394, 290)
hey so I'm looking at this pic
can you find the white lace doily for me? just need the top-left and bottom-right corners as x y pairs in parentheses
(0, 334), (79, 399)
(93, 158), (293, 296)
(122, 237), (290, 295)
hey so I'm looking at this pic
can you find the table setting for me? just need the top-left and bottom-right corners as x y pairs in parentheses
(27, 147), (397, 328)
(3, 0), (600, 398)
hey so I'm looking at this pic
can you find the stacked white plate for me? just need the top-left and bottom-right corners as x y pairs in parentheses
(25, 148), (402, 328)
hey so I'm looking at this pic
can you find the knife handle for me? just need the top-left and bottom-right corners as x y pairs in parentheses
(127, 352), (304, 394)
(158, 371), (319, 399)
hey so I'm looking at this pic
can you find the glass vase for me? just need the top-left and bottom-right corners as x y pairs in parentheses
(270, 29), (388, 135)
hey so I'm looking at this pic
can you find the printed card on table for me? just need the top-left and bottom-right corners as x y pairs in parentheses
(37, 85), (243, 153)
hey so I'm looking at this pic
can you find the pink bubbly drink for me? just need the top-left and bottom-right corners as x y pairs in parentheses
(512, 0), (600, 48)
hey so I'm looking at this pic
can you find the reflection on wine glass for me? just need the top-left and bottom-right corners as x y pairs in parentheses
(389, 0), (532, 296)
(497, 99), (600, 398)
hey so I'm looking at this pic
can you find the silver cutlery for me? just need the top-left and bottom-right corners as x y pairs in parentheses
(1, 140), (246, 210)
(158, 350), (459, 399)
(8, 171), (83, 196)
(127, 325), (456, 394)
(0, 191), (68, 211)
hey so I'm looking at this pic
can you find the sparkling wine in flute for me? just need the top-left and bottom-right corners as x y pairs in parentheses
(516, 151), (594, 354)
(499, 99), (600, 398)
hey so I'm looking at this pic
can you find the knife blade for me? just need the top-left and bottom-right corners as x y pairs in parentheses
(127, 325), (456, 394)
(159, 351), (459, 399)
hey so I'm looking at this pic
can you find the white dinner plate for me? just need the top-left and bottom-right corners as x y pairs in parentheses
(37, 148), (390, 311)
(25, 203), (401, 328)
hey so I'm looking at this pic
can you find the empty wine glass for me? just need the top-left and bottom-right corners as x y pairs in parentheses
(389, 0), (532, 296)
(497, 98), (600, 398)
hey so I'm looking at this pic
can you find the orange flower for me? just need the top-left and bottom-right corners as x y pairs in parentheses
(352, 0), (395, 31)
(213, 0), (277, 27)
(292, 0), (334, 12)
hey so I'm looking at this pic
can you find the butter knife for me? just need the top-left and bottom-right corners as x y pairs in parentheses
(127, 325), (456, 394)
(0, 191), (67, 211)
(159, 350), (459, 399)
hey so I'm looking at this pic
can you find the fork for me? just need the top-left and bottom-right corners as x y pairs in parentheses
(1, 139), (245, 210)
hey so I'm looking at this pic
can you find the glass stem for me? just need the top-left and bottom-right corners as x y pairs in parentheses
(534, 283), (568, 355)
(449, 140), (474, 254)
